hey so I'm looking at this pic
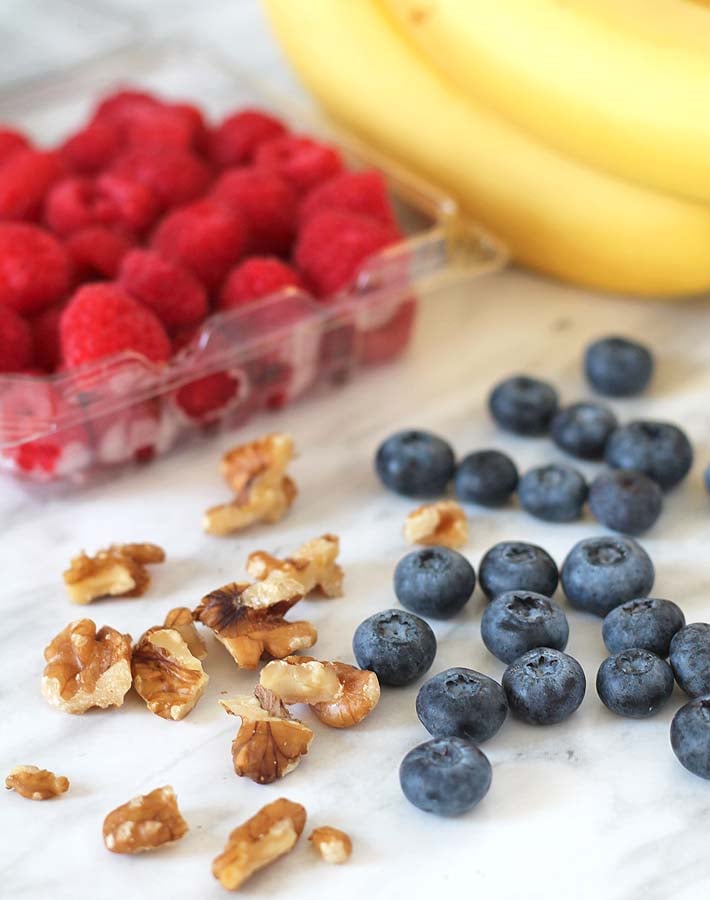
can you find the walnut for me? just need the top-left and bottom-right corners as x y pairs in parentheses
(312, 662), (380, 728)
(247, 534), (344, 598)
(5, 766), (69, 800)
(193, 573), (316, 669)
(220, 686), (314, 784)
(259, 656), (343, 704)
(132, 627), (209, 720)
(103, 786), (188, 854)
(163, 606), (207, 660)
(212, 797), (306, 891)
(42, 619), (132, 714)
(403, 500), (468, 549)
(63, 543), (165, 605)
(204, 476), (297, 536)
(309, 826), (352, 864)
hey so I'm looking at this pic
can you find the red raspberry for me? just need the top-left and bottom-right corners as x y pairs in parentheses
(30, 304), (64, 371)
(294, 210), (401, 297)
(59, 120), (120, 174)
(110, 147), (211, 211)
(60, 283), (171, 368)
(299, 170), (395, 227)
(359, 297), (416, 365)
(175, 372), (241, 424)
(171, 102), (209, 154)
(0, 223), (71, 314)
(92, 89), (161, 124)
(219, 257), (304, 311)
(0, 305), (34, 372)
(0, 149), (65, 221)
(211, 167), (298, 255)
(0, 128), (31, 165)
(254, 135), (343, 195)
(65, 226), (133, 281)
(208, 109), (287, 168)
(44, 174), (159, 237)
(151, 199), (247, 291)
(93, 90), (207, 154)
(118, 249), (208, 330)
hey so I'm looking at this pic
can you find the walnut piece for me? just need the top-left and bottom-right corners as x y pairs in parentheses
(220, 686), (314, 784)
(63, 543), (165, 605)
(309, 826), (352, 864)
(247, 534), (344, 598)
(193, 573), (316, 669)
(212, 798), (306, 891)
(312, 662), (380, 729)
(103, 785), (188, 854)
(5, 766), (69, 800)
(404, 500), (468, 549)
(132, 627), (209, 720)
(163, 606), (207, 660)
(259, 656), (343, 704)
(42, 619), (132, 714)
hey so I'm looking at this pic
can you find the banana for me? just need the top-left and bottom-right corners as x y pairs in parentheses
(383, 0), (710, 204)
(263, 0), (710, 295)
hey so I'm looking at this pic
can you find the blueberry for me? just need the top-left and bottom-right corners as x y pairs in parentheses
(375, 429), (455, 497)
(488, 375), (559, 436)
(602, 597), (685, 657)
(518, 463), (588, 523)
(561, 536), (654, 617)
(352, 608), (436, 686)
(671, 697), (710, 780)
(669, 623), (710, 697)
(479, 541), (559, 601)
(399, 736), (492, 816)
(705, 465), (710, 495)
(502, 648), (586, 725)
(596, 649), (674, 718)
(454, 449), (518, 507)
(551, 401), (618, 460)
(394, 547), (475, 620)
(588, 470), (663, 535)
(605, 421), (693, 491)
(584, 336), (654, 397)
(481, 591), (569, 664)
(416, 668), (507, 742)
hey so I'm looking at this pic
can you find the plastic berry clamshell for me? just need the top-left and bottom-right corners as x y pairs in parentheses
(0, 41), (506, 484)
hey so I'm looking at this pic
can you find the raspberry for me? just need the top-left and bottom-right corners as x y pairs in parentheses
(65, 226), (133, 281)
(92, 89), (161, 124)
(294, 210), (401, 297)
(110, 147), (211, 211)
(44, 174), (159, 237)
(0, 223), (71, 314)
(59, 120), (120, 174)
(60, 283), (171, 368)
(175, 371), (241, 424)
(151, 199), (247, 291)
(359, 297), (416, 365)
(118, 249), (208, 330)
(219, 257), (304, 311)
(0, 128), (31, 165)
(0, 305), (34, 372)
(254, 135), (343, 195)
(94, 90), (207, 154)
(0, 149), (65, 221)
(208, 108), (287, 168)
(299, 170), (395, 227)
(30, 304), (64, 371)
(211, 167), (298, 255)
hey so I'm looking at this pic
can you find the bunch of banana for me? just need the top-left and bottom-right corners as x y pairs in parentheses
(262, 0), (710, 296)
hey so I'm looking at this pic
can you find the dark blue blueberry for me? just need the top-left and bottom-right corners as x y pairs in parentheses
(481, 591), (569, 664)
(374, 429), (455, 497)
(518, 463), (588, 523)
(671, 697), (710, 780)
(352, 608), (436, 686)
(705, 465), (710, 496)
(602, 597), (685, 657)
(561, 536), (655, 618)
(488, 375), (559, 436)
(454, 449), (518, 507)
(416, 668), (507, 742)
(589, 469), (663, 535)
(605, 421), (693, 491)
(394, 547), (475, 620)
(399, 736), (492, 816)
(551, 401), (618, 460)
(502, 648), (586, 725)
(479, 541), (559, 601)
(596, 649), (674, 718)
(584, 336), (654, 397)
(669, 623), (710, 697)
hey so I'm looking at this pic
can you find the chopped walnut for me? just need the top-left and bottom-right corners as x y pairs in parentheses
(220, 686), (314, 784)
(404, 500), (468, 549)
(247, 534), (344, 598)
(259, 656), (343, 704)
(103, 786), (188, 854)
(63, 543), (165, 605)
(204, 477), (297, 536)
(5, 766), (69, 800)
(132, 627), (209, 720)
(310, 826), (352, 864)
(312, 662), (380, 728)
(193, 573), (316, 669)
(163, 606), (207, 660)
(42, 619), (132, 714)
(212, 798), (306, 891)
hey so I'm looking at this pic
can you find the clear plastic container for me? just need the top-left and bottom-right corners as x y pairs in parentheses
(0, 40), (507, 483)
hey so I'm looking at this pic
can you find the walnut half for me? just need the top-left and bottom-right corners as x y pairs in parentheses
(310, 826), (352, 864)
(132, 627), (209, 720)
(63, 543), (165, 605)
(103, 786), (188, 854)
(247, 534), (344, 599)
(6, 766), (69, 801)
(163, 606), (207, 660)
(312, 662), (380, 729)
(404, 500), (468, 549)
